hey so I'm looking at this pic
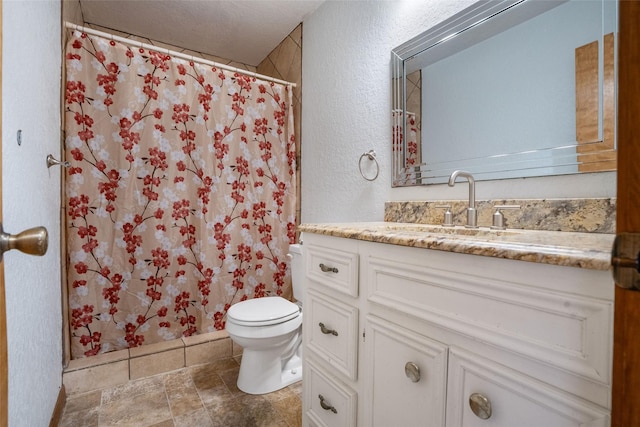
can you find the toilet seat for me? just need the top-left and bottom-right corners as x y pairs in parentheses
(227, 296), (300, 327)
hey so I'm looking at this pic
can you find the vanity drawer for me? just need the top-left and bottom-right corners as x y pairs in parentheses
(305, 236), (359, 297)
(446, 347), (609, 427)
(304, 358), (358, 427)
(305, 289), (359, 381)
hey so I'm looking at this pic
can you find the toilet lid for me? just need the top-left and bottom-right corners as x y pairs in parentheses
(227, 296), (300, 326)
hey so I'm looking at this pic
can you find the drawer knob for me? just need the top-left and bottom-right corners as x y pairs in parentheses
(319, 263), (339, 273)
(319, 322), (339, 336)
(404, 362), (421, 382)
(318, 394), (338, 414)
(469, 393), (492, 419)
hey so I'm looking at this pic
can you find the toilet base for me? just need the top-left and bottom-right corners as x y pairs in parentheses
(237, 347), (302, 395)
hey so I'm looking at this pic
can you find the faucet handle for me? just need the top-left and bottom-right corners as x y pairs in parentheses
(435, 205), (453, 227)
(491, 205), (520, 230)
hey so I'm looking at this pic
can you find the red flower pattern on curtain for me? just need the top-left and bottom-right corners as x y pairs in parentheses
(64, 32), (296, 359)
(392, 110), (419, 185)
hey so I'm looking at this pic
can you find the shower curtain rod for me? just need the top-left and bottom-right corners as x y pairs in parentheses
(64, 22), (297, 88)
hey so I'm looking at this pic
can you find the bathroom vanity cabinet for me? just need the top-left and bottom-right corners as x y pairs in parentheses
(301, 232), (613, 427)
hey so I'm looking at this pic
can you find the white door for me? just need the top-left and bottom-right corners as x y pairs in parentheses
(1, 1), (63, 425)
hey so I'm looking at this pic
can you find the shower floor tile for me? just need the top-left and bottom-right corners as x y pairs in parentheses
(58, 357), (302, 427)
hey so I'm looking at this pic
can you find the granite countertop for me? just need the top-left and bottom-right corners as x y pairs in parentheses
(298, 222), (615, 271)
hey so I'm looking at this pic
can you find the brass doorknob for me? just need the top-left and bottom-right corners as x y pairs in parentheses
(0, 224), (48, 259)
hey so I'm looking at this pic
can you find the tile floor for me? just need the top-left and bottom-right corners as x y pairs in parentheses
(58, 357), (302, 427)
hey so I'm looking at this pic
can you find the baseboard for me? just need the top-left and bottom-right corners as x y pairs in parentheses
(48, 384), (66, 427)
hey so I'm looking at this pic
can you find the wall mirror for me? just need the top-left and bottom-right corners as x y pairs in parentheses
(391, 0), (617, 187)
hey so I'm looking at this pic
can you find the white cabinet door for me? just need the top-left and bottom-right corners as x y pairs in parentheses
(446, 348), (609, 427)
(364, 315), (448, 427)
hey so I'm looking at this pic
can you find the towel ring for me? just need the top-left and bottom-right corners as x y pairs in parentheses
(359, 150), (379, 181)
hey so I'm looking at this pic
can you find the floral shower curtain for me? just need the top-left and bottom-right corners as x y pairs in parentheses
(392, 110), (419, 185)
(64, 31), (296, 359)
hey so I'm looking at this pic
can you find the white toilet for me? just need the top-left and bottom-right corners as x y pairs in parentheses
(226, 244), (304, 394)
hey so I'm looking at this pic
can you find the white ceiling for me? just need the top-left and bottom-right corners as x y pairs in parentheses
(79, 0), (324, 66)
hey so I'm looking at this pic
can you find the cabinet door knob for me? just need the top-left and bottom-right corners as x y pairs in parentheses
(319, 263), (339, 273)
(469, 393), (492, 419)
(318, 394), (338, 413)
(319, 322), (339, 336)
(404, 362), (421, 382)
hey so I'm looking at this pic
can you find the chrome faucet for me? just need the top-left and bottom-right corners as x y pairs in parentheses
(448, 170), (477, 228)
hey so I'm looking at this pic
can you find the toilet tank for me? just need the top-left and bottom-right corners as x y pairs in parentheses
(288, 244), (304, 304)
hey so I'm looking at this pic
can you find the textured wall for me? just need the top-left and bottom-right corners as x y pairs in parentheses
(301, 0), (616, 224)
(3, 1), (63, 424)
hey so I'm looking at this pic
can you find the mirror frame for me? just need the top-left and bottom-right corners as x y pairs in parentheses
(391, 0), (616, 187)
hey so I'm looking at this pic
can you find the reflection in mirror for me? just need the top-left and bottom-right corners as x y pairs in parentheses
(391, 0), (617, 187)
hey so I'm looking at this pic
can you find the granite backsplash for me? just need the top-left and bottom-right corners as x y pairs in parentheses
(384, 198), (616, 234)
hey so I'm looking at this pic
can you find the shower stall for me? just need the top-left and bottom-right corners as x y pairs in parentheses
(63, 28), (297, 359)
